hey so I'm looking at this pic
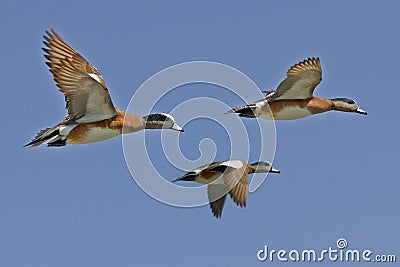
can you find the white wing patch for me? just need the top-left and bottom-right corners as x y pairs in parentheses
(221, 160), (244, 169)
(192, 168), (203, 175)
(89, 73), (101, 83)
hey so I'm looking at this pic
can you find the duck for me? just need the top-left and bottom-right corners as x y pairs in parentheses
(227, 57), (367, 120)
(25, 29), (183, 147)
(173, 160), (280, 218)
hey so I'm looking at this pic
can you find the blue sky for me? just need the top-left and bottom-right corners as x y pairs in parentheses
(1, 1), (399, 266)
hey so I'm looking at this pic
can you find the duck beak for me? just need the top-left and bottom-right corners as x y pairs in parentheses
(270, 167), (280, 174)
(171, 124), (184, 132)
(355, 107), (367, 115)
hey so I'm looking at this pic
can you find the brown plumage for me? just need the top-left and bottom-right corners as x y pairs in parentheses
(228, 57), (367, 120)
(25, 29), (183, 147)
(173, 160), (280, 218)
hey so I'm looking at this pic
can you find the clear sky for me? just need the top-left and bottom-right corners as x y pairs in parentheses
(1, 1), (399, 266)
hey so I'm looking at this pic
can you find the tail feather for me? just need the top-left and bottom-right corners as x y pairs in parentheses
(226, 105), (258, 118)
(24, 125), (66, 147)
(172, 172), (197, 182)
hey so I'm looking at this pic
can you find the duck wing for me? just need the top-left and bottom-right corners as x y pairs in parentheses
(43, 29), (118, 123)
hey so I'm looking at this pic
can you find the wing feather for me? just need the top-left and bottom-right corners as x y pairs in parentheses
(268, 57), (322, 101)
(208, 186), (227, 218)
(43, 29), (118, 123)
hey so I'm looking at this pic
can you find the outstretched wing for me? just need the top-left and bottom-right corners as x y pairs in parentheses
(268, 57), (322, 101)
(224, 169), (249, 207)
(207, 161), (247, 218)
(43, 29), (118, 123)
(208, 185), (228, 218)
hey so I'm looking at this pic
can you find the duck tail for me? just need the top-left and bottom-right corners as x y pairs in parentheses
(226, 104), (258, 118)
(172, 172), (197, 182)
(24, 125), (66, 147)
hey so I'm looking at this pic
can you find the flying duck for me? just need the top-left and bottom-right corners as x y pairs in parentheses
(227, 57), (367, 120)
(25, 29), (183, 147)
(173, 160), (280, 218)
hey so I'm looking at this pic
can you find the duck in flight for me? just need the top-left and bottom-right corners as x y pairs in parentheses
(173, 160), (280, 218)
(25, 29), (183, 147)
(227, 57), (367, 120)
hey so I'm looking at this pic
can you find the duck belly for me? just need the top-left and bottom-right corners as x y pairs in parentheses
(67, 125), (121, 144)
(260, 105), (313, 120)
(274, 106), (313, 120)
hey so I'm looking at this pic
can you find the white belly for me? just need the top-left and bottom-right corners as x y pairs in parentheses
(260, 106), (313, 120)
(67, 127), (121, 144)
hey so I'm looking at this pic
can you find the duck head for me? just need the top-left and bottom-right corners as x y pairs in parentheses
(330, 98), (367, 115)
(249, 161), (280, 174)
(143, 113), (184, 132)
